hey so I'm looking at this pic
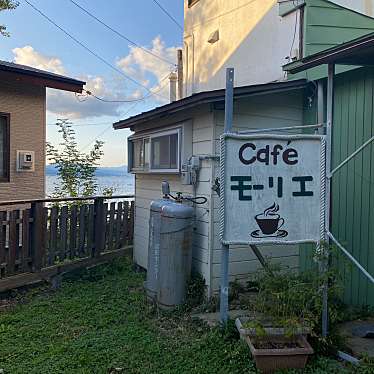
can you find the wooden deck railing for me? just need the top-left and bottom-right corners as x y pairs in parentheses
(0, 195), (134, 291)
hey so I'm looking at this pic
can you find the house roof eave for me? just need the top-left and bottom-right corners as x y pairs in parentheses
(113, 79), (309, 130)
(283, 32), (374, 74)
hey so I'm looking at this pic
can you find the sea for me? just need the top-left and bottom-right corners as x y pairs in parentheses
(46, 174), (135, 197)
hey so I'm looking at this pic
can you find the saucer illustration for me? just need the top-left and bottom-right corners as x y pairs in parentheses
(250, 203), (288, 239)
(251, 229), (288, 239)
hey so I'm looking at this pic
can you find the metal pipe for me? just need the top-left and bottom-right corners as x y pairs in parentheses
(337, 351), (360, 365)
(322, 63), (335, 338)
(177, 49), (183, 100)
(237, 123), (324, 135)
(327, 231), (374, 284)
(317, 81), (325, 135)
(220, 68), (234, 325)
(329, 134), (374, 177)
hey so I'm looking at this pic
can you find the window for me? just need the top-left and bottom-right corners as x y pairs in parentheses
(128, 129), (180, 173)
(188, 0), (199, 7)
(151, 133), (178, 170)
(0, 114), (9, 182)
(132, 139), (144, 169)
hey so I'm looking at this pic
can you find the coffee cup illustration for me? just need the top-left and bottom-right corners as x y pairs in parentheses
(251, 203), (288, 238)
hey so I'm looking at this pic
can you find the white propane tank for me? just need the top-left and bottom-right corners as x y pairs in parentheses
(146, 198), (173, 301)
(157, 201), (194, 310)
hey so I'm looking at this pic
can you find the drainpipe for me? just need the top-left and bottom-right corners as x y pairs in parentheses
(169, 72), (177, 102)
(177, 49), (184, 100)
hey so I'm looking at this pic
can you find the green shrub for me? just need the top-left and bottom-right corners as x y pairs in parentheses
(247, 252), (349, 354)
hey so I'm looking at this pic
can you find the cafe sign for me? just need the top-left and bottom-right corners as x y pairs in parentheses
(220, 134), (326, 245)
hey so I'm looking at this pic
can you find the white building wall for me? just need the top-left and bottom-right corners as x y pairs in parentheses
(183, 0), (301, 95)
(183, 0), (374, 97)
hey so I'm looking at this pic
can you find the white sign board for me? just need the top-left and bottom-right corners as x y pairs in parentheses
(220, 134), (325, 245)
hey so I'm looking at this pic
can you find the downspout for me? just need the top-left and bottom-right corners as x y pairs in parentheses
(183, 32), (195, 96)
(183, 41), (189, 98)
(207, 108), (217, 299)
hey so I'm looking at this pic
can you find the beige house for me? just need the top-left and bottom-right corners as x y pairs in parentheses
(0, 60), (85, 202)
(114, 80), (308, 296)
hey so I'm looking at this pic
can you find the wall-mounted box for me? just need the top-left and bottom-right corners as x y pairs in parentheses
(16, 150), (35, 172)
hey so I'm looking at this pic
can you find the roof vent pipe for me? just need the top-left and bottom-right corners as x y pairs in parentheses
(169, 72), (177, 102)
(177, 49), (183, 100)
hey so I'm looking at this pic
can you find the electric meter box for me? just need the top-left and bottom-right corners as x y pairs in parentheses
(16, 150), (35, 172)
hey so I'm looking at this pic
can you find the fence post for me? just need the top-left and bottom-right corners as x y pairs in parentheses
(30, 201), (46, 272)
(129, 201), (134, 243)
(93, 197), (105, 257)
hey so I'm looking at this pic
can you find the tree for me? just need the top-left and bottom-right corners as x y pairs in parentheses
(0, 0), (19, 37)
(47, 119), (112, 198)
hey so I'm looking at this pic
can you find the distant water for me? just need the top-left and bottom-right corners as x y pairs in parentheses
(46, 174), (135, 197)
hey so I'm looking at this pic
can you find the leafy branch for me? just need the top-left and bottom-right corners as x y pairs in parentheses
(0, 0), (19, 37)
(47, 119), (112, 199)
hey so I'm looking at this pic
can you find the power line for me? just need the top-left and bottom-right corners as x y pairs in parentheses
(81, 102), (141, 151)
(84, 73), (171, 103)
(47, 122), (110, 127)
(23, 0), (167, 100)
(67, 0), (176, 67)
(80, 77), (170, 150)
(152, 0), (183, 31)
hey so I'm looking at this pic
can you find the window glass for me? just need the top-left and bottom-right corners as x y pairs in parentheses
(152, 135), (170, 169)
(169, 133), (178, 169)
(0, 115), (8, 180)
(144, 139), (150, 168)
(151, 132), (179, 170)
(132, 139), (144, 169)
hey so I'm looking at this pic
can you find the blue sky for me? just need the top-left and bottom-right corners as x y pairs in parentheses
(1, 0), (184, 166)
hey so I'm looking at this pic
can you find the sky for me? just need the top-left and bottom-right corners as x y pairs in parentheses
(0, 0), (184, 166)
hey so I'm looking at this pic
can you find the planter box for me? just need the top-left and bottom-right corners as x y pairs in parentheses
(245, 335), (314, 373)
(235, 317), (310, 339)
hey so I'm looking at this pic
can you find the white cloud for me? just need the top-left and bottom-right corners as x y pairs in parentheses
(47, 76), (125, 119)
(11, 37), (179, 119)
(13, 46), (65, 75)
(117, 36), (178, 102)
(12, 46), (128, 119)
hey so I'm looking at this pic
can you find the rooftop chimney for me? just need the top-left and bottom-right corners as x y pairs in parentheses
(169, 72), (177, 102)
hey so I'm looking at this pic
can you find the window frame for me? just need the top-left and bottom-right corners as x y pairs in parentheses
(128, 127), (181, 174)
(0, 113), (10, 183)
(149, 129), (180, 173)
(188, 0), (200, 8)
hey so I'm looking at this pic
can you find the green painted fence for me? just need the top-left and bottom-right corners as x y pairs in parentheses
(300, 67), (374, 307)
(331, 67), (374, 307)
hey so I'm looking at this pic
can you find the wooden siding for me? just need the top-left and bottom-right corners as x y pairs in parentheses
(210, 92), (304, 291)
(304, 0), (374, 57)
(289, 0), (374, 82)
(0, 75), (46, 201)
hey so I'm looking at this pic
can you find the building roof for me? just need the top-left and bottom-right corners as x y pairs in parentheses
(0, 60), (85, 92)
(283, 32), (374, 74)
(113, 79), (308, 130)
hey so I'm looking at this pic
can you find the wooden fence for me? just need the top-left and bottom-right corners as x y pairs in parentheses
(0, 195), (134, 292)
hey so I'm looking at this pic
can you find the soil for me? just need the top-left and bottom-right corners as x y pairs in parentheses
(254, 340), (302, 350)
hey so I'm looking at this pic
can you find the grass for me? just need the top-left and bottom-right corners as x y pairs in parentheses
(0, 258), (372, 374)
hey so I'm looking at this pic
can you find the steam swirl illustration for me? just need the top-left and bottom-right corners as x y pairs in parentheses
(263, 202), (279, 216)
